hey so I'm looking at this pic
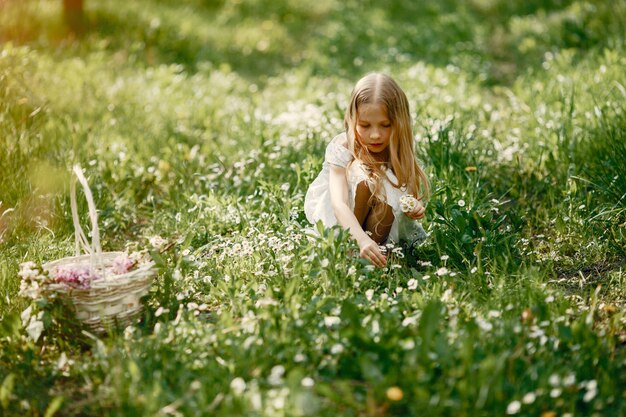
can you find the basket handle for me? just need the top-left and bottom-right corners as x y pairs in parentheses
(70, 165), (103, 262)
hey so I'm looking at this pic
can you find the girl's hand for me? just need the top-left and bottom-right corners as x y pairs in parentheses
(405, 199), (426, 220)
(358, 237), (387, 267)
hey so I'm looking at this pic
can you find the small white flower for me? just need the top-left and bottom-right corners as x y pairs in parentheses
(124, 325), (136, 340)
(441, 288), (454, 302)
(365, 289), (375, 301)
(549, 374), (560, 386)
(301, 377), (315, 388)
(400, 339), (415, 350)
(18, 262), (40, 281)
(399, 194), (419, 213)
(371, 319), (380, 335)
(330, 344), (344, 354)
(457, 199), (466, 207)
(506, 400), (521, 414)
(273, 395), (286, 410)
(20, 306), (33, 326)
(522, 392), (536, 404)
(19, 278), (42, 300)
(402, 316), (418, 327)
(148, 235), (167, 250)
(407, 278), (418, 290)
(56, 352), (69, 371)
(563, 373), (576, 386)
(488, 310), (501, 318)
(268, 365), (285, 385)
(26, 318), (44, 342)
(436, 267), (449, 276)
(324, 316), (341, 327)
(583, 388), (597, 402)
(230, 377), (246, 395)
(475, 317), (493, 332)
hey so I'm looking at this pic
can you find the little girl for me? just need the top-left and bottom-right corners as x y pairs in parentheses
(305, 73), (429, 267)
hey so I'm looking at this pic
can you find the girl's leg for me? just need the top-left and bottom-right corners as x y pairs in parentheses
(353, 181), (372, 226)
(365, 201), (394, 244)
(353, 181), (395, 244)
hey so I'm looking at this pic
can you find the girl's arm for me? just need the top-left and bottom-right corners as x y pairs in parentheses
(328, 165), (387, 267)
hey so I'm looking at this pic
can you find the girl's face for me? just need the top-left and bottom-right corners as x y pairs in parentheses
(355, 103), (392, 156)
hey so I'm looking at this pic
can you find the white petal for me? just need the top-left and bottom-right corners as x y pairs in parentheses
(26, 319), (44, 342)
(20, 306), (33, 326)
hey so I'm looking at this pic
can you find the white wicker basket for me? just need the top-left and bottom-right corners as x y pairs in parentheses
(42, 165), (156, 333)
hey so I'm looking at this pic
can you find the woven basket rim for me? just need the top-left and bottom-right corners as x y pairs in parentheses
(43, 251), (156, 292)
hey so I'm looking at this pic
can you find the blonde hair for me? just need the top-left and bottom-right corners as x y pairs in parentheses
(344, 73), (429, 212)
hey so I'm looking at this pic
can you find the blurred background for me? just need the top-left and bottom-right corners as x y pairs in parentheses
(2, 0), (623, 83)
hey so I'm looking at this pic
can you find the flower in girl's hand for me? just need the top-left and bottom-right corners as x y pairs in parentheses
(399, 194), (419, 213)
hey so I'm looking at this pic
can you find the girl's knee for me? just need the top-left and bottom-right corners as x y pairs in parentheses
(354, 181), (373, 225)
(365, 200), (395, 244)
(355, 180), (372, 199)
(354, 181), (374, 210)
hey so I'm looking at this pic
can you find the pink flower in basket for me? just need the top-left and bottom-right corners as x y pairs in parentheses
(55, 265), (99, 289)
(112, 253), (137, 275)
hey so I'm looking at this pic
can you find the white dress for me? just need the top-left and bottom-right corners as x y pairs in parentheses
(304, 133), (427, 246)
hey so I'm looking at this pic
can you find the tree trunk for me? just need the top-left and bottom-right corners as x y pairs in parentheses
(63, 0), (86, 35)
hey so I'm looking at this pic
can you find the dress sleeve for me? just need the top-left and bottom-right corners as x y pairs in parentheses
(324, 136), (353, 167)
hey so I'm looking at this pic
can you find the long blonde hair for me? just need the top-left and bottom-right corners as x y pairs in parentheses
(345, 73), (429, 210)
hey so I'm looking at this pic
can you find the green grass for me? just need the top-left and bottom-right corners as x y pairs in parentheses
(1, 0), (625, 416)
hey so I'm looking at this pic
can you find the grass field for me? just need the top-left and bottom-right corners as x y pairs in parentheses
(1, 0), (625, 416)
